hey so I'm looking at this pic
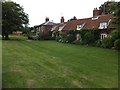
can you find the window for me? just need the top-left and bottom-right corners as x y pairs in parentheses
(52, 32), (55, 37)
(77, 25), (82, 30)
(101, 33), (107, 40)
(76, 23), (85, 30)
(51, 26), (57, 31)
(58, 24), (66, 31)
(99, 22), (108, 29)
(41, 26), (44, 32)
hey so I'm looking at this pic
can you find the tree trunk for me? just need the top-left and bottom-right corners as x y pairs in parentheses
(5, 34), (9, 40)
(2, 34), (5, 40)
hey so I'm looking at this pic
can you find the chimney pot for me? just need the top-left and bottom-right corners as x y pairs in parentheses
(61, 16), (64, 23)
(45, 17), (49, 22)
(93, 8), (101, 17)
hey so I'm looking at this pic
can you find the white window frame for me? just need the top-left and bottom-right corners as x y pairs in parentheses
(58, 24), (66, 31)
(52, 32), (55, 37)
(99, 22), (108, 29)
(76, 23), (85, 30)
(77, 25), (82, 30)
(101, 33), (107, 40)
(51, 26), (57, 31)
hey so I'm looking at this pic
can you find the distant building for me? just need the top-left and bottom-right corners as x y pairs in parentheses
(32, 8), (115, 40)
(51, 8), (114, 40)
(12, 31), (23, 35)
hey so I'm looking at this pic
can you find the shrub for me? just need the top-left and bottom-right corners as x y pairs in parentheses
(101, 37), (114, 48)
(55, 36), (61, 42)
(114, 39), (120, 50)
(111, 30), (120, 41)
(72, 40), (81, 45)
(66, 34), (76, 43)
(95, 40), (102, 47)
(83, 31), (95, 44)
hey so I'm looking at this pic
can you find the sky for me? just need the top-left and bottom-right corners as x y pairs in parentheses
(11, 0), (119, 27)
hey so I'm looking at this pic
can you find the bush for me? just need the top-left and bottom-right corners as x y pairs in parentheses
(114, 39), (120, 50)
(66, 34), (76, 43)
(72, 40), (81, 45)
(42, 31), (52, 40)
(111, 30), (120, 41)
(101, 38), (114, 48)
(83, 31), (95, 44)
(55, 36), (61, 42)
(95, 40), (102, 47)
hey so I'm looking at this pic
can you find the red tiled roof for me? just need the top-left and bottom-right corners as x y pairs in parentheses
(52, 22), (67, 31)
(62, 14), (114, 31)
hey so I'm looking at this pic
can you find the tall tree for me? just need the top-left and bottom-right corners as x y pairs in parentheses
(0, 1), (2, 35)
(114, 2), (120, 29)
(99, 1), (117, 14)
(2, 1), (29, 39)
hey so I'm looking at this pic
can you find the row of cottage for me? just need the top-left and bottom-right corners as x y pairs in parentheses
(31, 8), (115, 40)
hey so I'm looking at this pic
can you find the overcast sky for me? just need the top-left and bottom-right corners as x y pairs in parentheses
(11, 0), (119, 27)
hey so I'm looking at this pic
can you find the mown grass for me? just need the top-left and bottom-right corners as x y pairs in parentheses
(2, 35), (118, 88)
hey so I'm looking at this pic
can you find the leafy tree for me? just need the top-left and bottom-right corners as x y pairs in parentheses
(99, 1), (117, 14)
(0, 1), (2, 35)
(68, 16), (77, 21)
(2, 1), (29, 39)
(114, 39), (120, 50)
(22, 26), (30, 35)
(114, 2), (120, 29)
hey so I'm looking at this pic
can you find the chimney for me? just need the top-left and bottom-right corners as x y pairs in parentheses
(93, 8), (101, 17)
(60, 16), (64, 23)
(45, 17), (49, 22)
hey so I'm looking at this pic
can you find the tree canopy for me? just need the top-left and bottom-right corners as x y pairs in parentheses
(99, 1), (117, 14)
(2, 0), (29, 39)
(68, 16), (77, 21)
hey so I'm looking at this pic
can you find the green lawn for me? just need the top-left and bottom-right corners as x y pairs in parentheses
(2, 36), (118, 88)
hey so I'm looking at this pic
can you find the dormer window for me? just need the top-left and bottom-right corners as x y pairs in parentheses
(76, 23), (85, 30)
(51, 26), (57, 31)
(77, 25), (82, 30)
(58, 24), (66, 31)
(99, 22), (108, 29)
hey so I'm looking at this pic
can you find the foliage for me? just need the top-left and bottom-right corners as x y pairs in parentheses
(66, 30), (76, 43)
(28, 33), (39, 40)
(101, 37), (114, 48)
(68, 16), (77, 21)
(99, 1), (117, 14)
(56, 29), (100, 45)
(110, 30), (120, 40)
(56, 31), (76, 43)
(28, 31), (52, 40)
(55, 36), (61, 42)
(114, 39), (120, 50)
(95, 40), (102, 47)
(78, 29), (100, 45)
(114, 2), (120, 29)
(66, 34), (76, 43)
(22, 26), (31, 35)
(83, 31), (95, 44)
(96, 30), (120, 49)
(42, 31), (52, 40)
(2, 1), (29, 39)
